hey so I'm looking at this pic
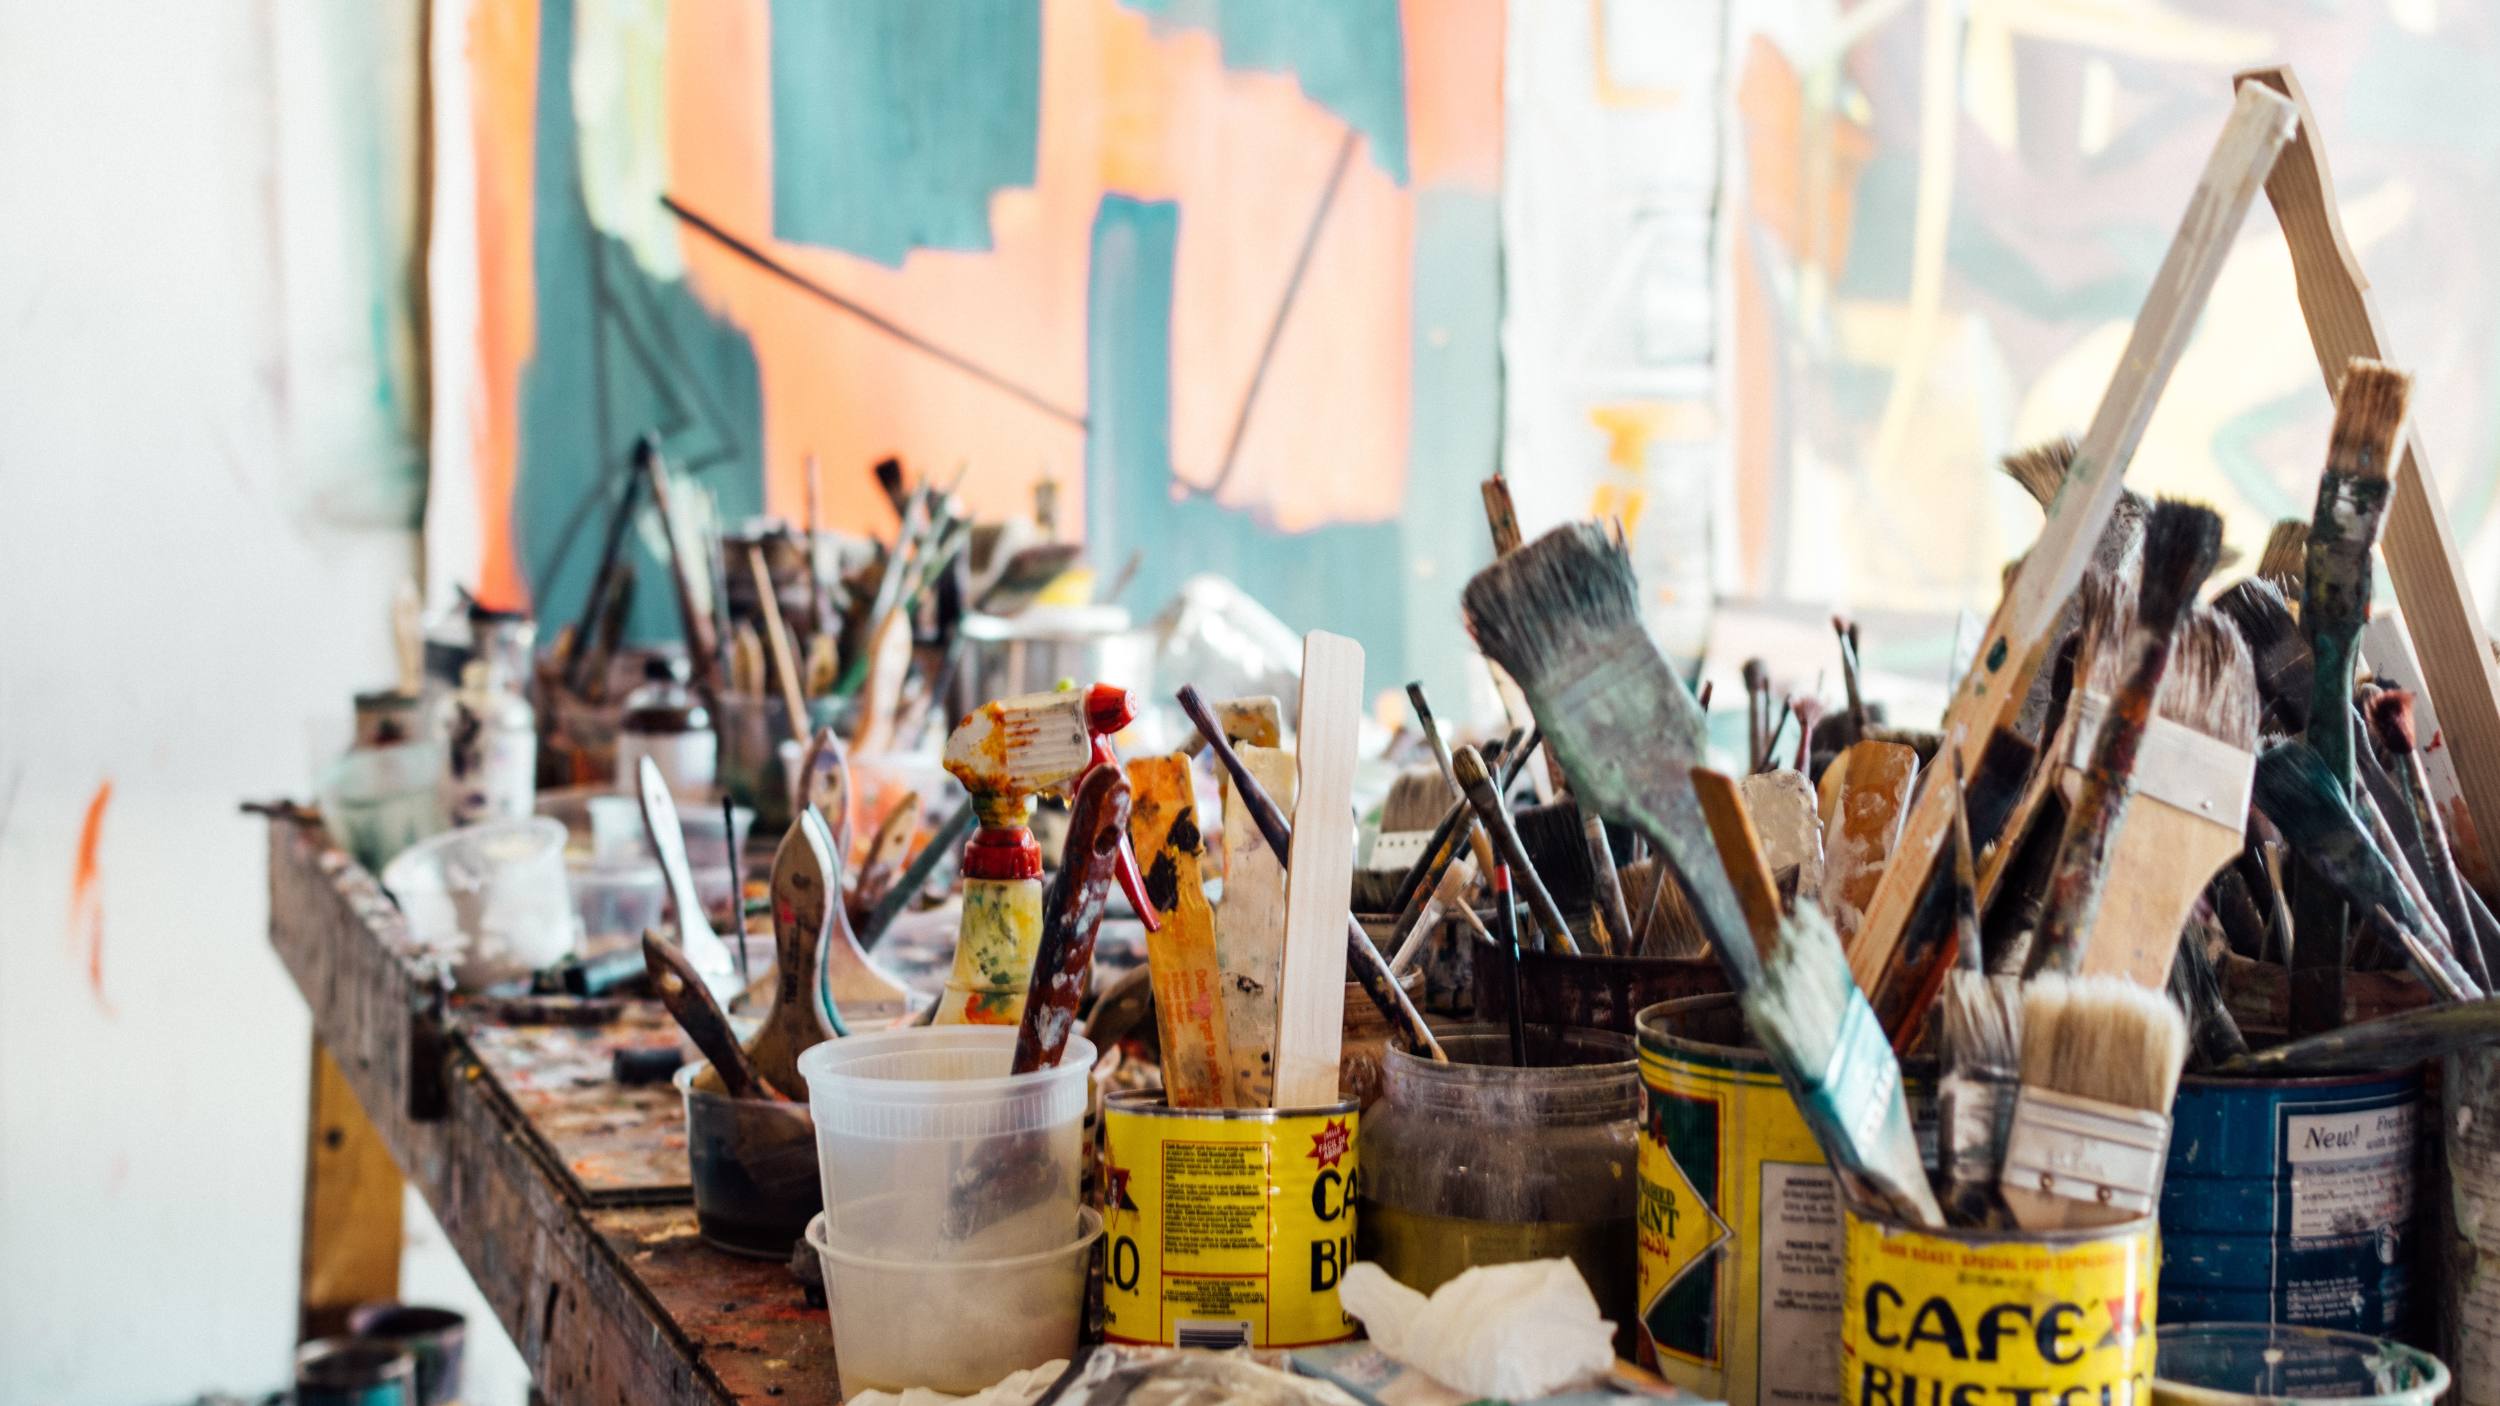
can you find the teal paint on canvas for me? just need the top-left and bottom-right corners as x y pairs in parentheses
(1085, 194), (1412, 683)
(517, 0), (764, 641)
(1398, 189), (1502, 713)
(768, 0), (1042, 266)
(1126, 0), (1409, 183)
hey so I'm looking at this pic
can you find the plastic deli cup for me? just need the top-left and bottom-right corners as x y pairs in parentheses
(805, 1206), (1100, 1400)
(2152, 1324), (2449, 1406)
(797, 1027), (1094, 1260)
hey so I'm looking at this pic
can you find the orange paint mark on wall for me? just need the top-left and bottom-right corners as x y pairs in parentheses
(1405, 0), (1503, 192)
(468, 0), (543, 609)
(68, 780), (113, 1016)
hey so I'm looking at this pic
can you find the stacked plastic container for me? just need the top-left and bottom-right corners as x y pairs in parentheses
(798, 1027), (1100, 1398)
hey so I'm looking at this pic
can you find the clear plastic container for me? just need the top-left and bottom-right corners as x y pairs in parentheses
(381, 817), (575, 988)
(805, 1206), (1100, 1400)
(320, 740), (447, 874)
(676, 1063), (820, 1259)
(536, 787), (751, 943)
(2153, 1325), (2451, 1406)
(797, 1027), (1095, 1260)
(1357, 1026), (1641, 1353)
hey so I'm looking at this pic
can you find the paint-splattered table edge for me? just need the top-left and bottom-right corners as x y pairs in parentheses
(267, 819), (838, 1404)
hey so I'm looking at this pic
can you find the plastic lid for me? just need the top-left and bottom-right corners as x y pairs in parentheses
(798, 1028), (1094, 1141)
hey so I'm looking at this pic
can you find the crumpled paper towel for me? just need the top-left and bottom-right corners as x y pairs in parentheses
(1338, 1259), (1615, 1399)
(846, 1360), (1065, 1406)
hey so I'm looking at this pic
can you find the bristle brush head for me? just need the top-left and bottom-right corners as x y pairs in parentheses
(2001, 437), (2079, 509)
(1941, 969), (2023, 1076)
(1461, 522), (1641, 691)
(2257, 519), (2308, 588)
(2370, 688), (2418, 753)
(2157, 608), (2261, 749)
(2136, 498), (2225, 635)
(2326, 359), (2413, 482)
(1380, 766), (1454, 835)
(2019, 973), (2188, 1114)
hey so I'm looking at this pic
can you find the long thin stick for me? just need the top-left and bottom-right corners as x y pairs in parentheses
(749, 546), (811, 749)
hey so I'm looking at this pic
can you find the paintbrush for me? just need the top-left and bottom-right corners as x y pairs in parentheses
(1492, 864), (1528, 1066)
(636, 757), (744, 1003)
(2257, 519), (2308, 593)
(2028, 498), (2226, 978)
(1380, 726), (1529, 922)
(1999, 974), (2187, 1230)
(1356, 766), (1457, 914)
(564, 439), (647, 696)
(1390, 853), (1487, 976)
(1175, 685), (1444, 1061)
(1690, 764), (1943, 1224)
(1455, 745), (1586, 954)
(1461, 523), (1756, 987)
(2368, 690), (2492, 990)
(1743, 659), (1771, 768)
(2293, 359), (2412, 1017)
(638, 438), (721, 701)
(1586, 812), (1637, 953)
(1848, 87), (2299, 1006)
(748, 811), (843, 1089)
(748, 545), (812, 749)
(1402, 681), (1502, 886)
(796, 725), (854, 860)
(2170, 912), (2247, 1070)
(1832, 618), (1868, 742)
(1514, 800), (1598, 940)
(1619, 856), (1709, 960)
(2214, 577), (2311, 734)
(1012, 764), (1131, 1074)
(2254, 739), (2481, 1007)
(643, 929), (777, 1101)
(1999, 437), (2151, 744)
(2219, 995), (2500, 1075)
(1937, 760), (2020, 1225)
(2060, 603), (2258, 988)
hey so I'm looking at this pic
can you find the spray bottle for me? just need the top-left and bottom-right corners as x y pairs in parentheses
(938, 683), (1157, 1024)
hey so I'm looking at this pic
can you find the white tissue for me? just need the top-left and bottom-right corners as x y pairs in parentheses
(1338, 1259), (1616, 1399)
(845, 1360), (1065, 1406)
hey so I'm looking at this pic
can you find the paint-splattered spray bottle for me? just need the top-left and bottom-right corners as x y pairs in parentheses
(438, 604), (538, 827)
(937, 683), (1157, 1025)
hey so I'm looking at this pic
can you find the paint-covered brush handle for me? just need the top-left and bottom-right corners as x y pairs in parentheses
(1453, 746), (1584, 955)
(643, 930), (773, 1101)
(1012, 765), (1131, 1074)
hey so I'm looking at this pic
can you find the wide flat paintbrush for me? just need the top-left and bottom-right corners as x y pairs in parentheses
(2256, 519), (2308, 594)
(1463, 524), (1755, 988)
(1999, 974), (2187, 1230)
(2292, 359), (2411, 1031)
(2028, 498), (2225, 978)
(644, 929), (775, 1101)
(1460, 756), (1584, 955)
(2214, 577), (2311, 734)
(2000, 437), (2150, 745)
(748, 811), (843, 1090)
(1692, 768), (1943, 1225)
(1848, 87), (2297, 1008)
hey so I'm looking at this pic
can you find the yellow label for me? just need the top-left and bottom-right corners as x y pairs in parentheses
(1640, 1042), (1837, 1406)
(1100, 1101), (1357, 1349)
(1840, 1213), (2157, 1406)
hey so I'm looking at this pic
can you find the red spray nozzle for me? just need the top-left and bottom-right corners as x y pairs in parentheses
(1079, 683), (1160, 931)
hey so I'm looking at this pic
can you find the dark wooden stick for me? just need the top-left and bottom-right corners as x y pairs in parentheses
(1012, 766), (1130, 1074)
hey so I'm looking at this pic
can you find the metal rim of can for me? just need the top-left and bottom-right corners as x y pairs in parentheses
(1103, 1089), (1359, 1122)
(1843, 1197), (2157, 1246)
(2177, 1064), (2425, 1093)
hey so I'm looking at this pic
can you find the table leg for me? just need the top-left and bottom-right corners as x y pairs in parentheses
(299, 1036), (404, 1341)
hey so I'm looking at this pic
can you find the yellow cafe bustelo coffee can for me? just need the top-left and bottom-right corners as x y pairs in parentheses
(1099, 1090), (1359, 1350)
(1839, 1206), (2158, 1406)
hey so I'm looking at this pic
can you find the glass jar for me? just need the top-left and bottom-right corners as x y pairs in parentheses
(435, 608), (537, 826)
(1356, 1026), (1640, 1350)
(615, 655), (717, 795)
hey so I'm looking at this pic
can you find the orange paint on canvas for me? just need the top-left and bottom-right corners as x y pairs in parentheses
(69, 780), (113, 1015)
(1405, 0), (1504, 190)
(467, 0), (542, 610)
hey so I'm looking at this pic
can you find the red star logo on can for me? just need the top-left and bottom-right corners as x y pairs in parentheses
(1307, 1118), (1351, 1170)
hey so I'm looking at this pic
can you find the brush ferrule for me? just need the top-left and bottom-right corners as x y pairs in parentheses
(1818, 990), (1901, 1158)
(2000, 1086), (2171, 1218)
(1938, 1072), (2015, 1185)
(2063, 691), (2253, 821)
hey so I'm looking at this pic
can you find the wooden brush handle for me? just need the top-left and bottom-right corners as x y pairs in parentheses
(1453, 746), (1582, 956)
(1013, 765), (1131, 1074)
(643, 930), (772, 1101)
(752, 810), (838, 1088)
(1689, 768), (1782, 959)
(638, 441), (720, 697)
(2238, 65), (2500, 895)
(749, 546), (813, 750)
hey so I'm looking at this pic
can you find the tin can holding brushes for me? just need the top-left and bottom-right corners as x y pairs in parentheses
(1840, 1202), (2159, 1406)
(1099, 1091), (1359, 1350)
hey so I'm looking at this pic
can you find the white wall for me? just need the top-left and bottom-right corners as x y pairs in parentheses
(0, 3), (485, 1401)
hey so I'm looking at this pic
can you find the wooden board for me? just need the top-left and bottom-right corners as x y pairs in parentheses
(1130, 754), (1230, 1108)
(465, 1014), (692, 1206)
(1274, 632), (1363, 1108)
(1218, 745), (1294, 1107)
(1848, 85), (2297, 996)
(299, 1039), (404, 1341)
(2236, 64), (2500, 901)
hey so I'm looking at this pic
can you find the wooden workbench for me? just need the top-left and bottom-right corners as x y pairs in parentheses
(269, 817), (839, 1403)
